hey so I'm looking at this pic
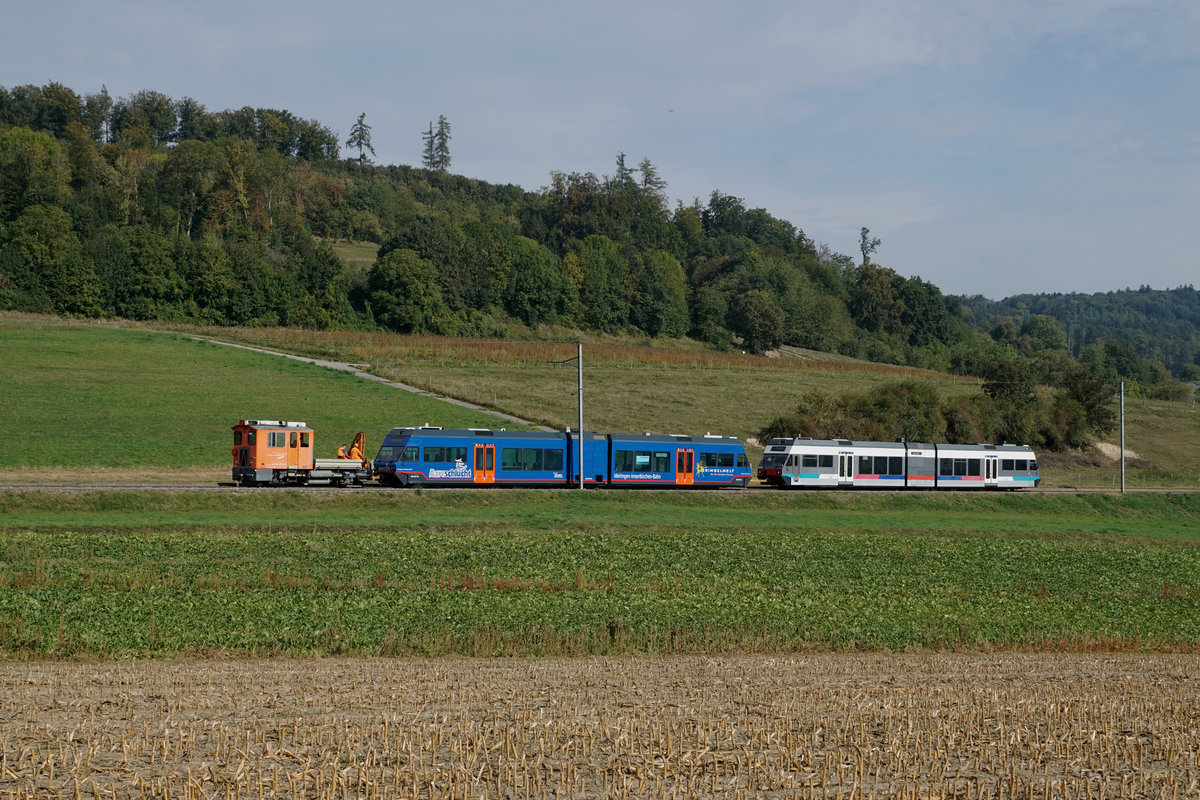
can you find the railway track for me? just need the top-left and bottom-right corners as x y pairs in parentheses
(1, 482), (1196, 494)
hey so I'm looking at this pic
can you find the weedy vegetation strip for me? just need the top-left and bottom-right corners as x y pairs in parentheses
(1, 491), (1198, 656)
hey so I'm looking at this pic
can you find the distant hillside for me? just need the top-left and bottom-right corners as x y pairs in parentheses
(3, 80), (1194, 403)
(960, 286), (1200, 380)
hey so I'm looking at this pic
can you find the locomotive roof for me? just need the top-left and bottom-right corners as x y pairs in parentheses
(234, 419), (313, 431)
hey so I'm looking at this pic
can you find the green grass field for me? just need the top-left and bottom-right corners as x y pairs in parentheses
(2, 490), (1198, 657)
(8, 314), (1195, 487)
(0, 315), (519, 478)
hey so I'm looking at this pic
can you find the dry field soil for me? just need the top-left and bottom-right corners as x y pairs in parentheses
(1, 653), (1196, 799)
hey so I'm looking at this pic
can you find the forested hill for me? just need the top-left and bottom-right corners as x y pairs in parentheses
(2, 82), (1195, 403)
(960, 287), (1200, 381)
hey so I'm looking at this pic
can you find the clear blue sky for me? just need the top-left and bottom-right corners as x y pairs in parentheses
(3, 1), (1197, 299)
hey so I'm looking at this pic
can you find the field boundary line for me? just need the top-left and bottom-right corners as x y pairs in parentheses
(190, 336), (553, 430)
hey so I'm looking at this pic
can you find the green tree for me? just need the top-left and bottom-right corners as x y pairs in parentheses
(501, 236), (561, 328)
(345, 113), (375, 165)
(731, 289), (784, 354)
(632, 250), (688, 337)
(434, 115), (451, 171)
(572, 234), (627, 332)
(0, 126), (71, 220)
(7, 203), (100, 315)
(367, 248), (449, 333)
(421, 122), (436, 170)
(859, 226), (880, 266)
(983, 351), (1038, 444)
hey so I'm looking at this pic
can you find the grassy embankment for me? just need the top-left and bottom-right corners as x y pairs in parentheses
(2, 489), (1199, 657)
(193, 324), (1200, 488)
(0, 314), (521, 482)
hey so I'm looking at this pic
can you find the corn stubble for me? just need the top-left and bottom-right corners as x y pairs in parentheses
(1, 654), (1196, 799)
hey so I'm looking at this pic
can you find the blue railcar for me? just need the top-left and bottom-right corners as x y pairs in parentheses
(608, 433), (752, 488)
(373, 427), (751, 488)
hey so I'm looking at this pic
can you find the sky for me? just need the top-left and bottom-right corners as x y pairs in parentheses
(3, 1), (1198, 299)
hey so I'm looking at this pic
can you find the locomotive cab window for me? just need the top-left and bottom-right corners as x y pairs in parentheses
(300, 433), (310, 448)
(247, 431), (256, 445)
(233, 431), (243, 445)
(268, 432), (286, 447)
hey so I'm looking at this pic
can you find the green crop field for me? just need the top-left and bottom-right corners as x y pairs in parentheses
(2, 490), (1198, 657)
(0, 315), (520, 480)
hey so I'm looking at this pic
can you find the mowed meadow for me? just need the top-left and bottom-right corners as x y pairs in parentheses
(0, 314), (514, 481)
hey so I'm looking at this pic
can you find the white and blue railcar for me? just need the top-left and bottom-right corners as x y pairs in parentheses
(758, 438), (1039, 490)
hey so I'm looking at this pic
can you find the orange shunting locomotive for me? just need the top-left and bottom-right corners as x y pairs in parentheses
(231, 420), (371, 487)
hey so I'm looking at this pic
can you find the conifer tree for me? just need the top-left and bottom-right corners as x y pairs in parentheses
(421, 122), (436, 169)
(434, 114), (451, 171)
(345, 112), (374, 164)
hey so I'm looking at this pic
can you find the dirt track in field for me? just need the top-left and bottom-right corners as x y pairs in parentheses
(1, 653), (1197, 798)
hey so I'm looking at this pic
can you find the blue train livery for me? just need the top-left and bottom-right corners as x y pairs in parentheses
(373, 426), (752, 488)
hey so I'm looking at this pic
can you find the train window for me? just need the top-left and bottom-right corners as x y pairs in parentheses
(247, 431), (256, 445)
(268, 432), (286, 447)
(890, 456), (903, 475)
(1029, 461), (1037, 471)
(942, 458), (972, 477)
(501, 448), (564, 471)
(1015, 459), (1028, 471)
(737, 454), (749, 468)
(233, 431), (243, 445)
(1002, 459), (1014, 471)
(819, 455), (833, 468)
(968, 460), (981, 477)
(400, 446), (419, 462)
(802, 454), (818, 468)
(300, 433), (310, 448)
(290, 432), (297, 448)
(614, 450), (671, 473)
(858, 456), (872, 474)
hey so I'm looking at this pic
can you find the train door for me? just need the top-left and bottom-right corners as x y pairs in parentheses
(675, 449), (695, 485)
(288, 430), (300, 470)
(984, 455), (999, 488)
(473, 444), (495, 484)
(838, 452), (854, 487)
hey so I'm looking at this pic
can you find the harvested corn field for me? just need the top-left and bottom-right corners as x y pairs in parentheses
(1, 653), (1197, 799)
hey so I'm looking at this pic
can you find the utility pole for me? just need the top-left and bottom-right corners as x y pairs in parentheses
(577, 342), (584, 490)
(551, 342), (585, 490)
(1120, 381), (1125, 494)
